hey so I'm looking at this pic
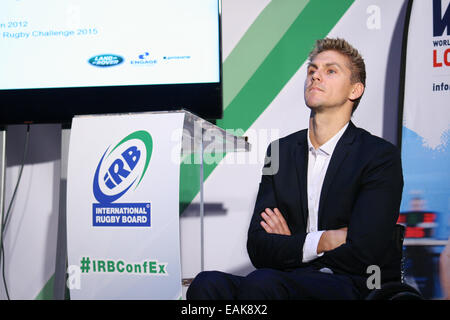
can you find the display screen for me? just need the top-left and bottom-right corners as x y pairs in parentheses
(0, 0), (222, 124)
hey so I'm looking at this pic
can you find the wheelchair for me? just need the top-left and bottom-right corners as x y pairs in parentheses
(365, 224), (423, 300)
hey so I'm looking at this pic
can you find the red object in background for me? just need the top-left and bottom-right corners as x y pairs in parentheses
(423, 212), (436, 223)
(397, 212), (437, 238)
(397, 214), (406, 224)
(405, 227), (425, 238)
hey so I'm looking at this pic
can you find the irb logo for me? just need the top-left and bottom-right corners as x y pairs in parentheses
(93, 131), (153, 204)
(103, 146), (141, 190)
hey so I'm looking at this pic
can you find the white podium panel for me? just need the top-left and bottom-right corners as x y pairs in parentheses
(66, 112), (184, 299)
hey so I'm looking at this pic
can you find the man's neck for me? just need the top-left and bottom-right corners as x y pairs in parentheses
(308, 110), (350, 149)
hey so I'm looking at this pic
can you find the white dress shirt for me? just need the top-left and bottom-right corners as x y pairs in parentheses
(302, 122), (349, 263)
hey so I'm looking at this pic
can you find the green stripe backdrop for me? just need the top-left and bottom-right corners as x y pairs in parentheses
(180, 0), (354, 215)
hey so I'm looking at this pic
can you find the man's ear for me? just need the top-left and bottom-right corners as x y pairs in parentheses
(349, 82), (364, 101)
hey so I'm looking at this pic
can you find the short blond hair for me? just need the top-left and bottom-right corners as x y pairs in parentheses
(308, 38), (366, 113)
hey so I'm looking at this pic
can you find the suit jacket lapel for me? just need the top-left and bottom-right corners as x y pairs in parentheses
(318, 122), (357, 228)
(293, 131), (308, 228)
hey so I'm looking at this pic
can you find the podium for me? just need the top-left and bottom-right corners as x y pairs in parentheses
(65, 110), (250, 299)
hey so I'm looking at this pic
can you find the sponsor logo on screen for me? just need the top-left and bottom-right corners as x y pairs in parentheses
(92, 130), (153, 226)
(88, 54), (124, 67)
(130, 52), (157, 65)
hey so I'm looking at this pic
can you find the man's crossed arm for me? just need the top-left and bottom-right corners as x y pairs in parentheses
(260, 208), (347, 255)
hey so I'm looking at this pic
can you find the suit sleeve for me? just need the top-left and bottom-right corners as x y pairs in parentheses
(246, 142), (308, 270)
(317, 143), (404, 276)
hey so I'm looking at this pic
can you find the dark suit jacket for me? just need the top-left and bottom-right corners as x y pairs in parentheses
(247, 121), (404, 286)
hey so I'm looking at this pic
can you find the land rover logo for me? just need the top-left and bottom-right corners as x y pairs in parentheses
(88, 54), (124, 67)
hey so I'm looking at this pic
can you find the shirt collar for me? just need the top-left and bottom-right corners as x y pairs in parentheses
(307, 122), (349, 156)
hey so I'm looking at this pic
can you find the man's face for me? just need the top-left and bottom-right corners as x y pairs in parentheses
(304, 50), (356, 112)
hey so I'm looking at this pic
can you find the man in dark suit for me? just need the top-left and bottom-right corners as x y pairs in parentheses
(187, 38), (404, 300)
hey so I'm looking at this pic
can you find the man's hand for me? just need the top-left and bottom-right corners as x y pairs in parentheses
(260, 208), (291, 236)
(317, 227), (348, 254)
